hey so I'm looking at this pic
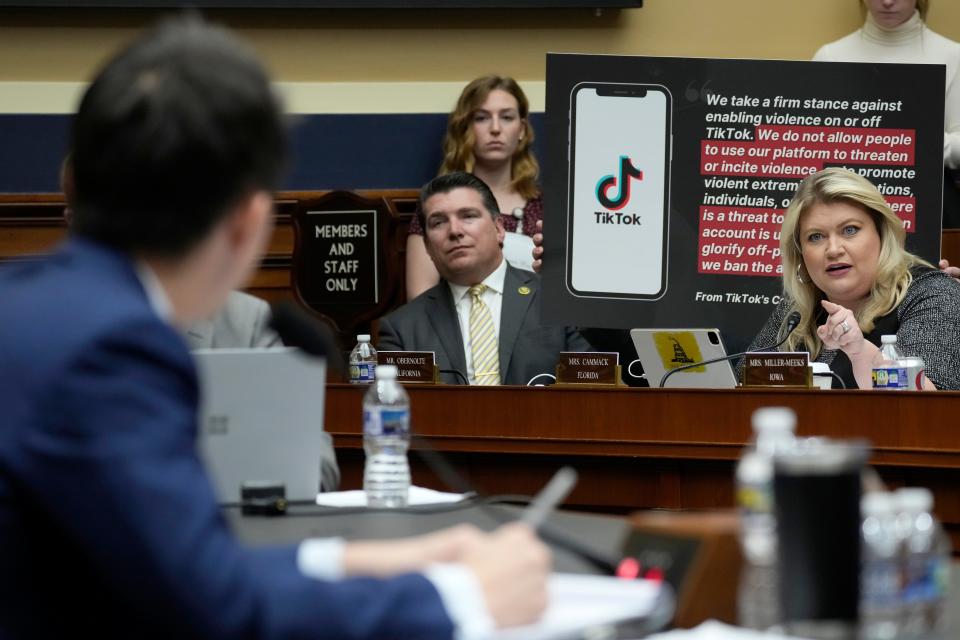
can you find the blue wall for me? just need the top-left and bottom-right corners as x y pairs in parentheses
(0, 112), (545, 193)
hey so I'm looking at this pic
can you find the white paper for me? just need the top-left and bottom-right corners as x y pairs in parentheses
(646, 620), (810, 640)
(315, 485), (466, 507)
(492, 573), (665, 640)
(502, 232), (535, 272)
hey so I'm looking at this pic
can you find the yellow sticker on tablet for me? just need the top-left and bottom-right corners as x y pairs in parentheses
(653, 332), (705, 373)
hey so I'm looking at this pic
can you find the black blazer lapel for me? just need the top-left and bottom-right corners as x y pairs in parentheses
(499, 265), (536, 378)
(425, 283), (468, 379)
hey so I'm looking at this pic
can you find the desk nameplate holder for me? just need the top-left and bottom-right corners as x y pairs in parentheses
(741, 351), (811, 388)
(555, 352), (622, 387)
(377, 351), (438, 383)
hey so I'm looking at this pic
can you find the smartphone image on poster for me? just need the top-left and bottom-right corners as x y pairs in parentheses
(566, 82), (672, 299)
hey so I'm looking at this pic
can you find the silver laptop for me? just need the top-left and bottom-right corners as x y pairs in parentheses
(193, 348), (328, 504)
(630, 328), (738, 389)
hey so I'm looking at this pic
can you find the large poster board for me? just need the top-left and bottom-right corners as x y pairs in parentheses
(541, 54), (945, 352)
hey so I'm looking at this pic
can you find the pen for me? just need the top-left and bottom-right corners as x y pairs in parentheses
(522, 466), (578, 529)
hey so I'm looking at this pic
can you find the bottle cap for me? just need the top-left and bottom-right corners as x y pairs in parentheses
(880, 334), (897, 344)
(861, 491), (896, 517)
(752, 407), (797, 432)
(357, 334), (371, 342)
(896, 487), (933, 513)
(376, 364), (398, 380)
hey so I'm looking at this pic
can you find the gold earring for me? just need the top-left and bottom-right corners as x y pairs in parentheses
(796, 264), (809, 284)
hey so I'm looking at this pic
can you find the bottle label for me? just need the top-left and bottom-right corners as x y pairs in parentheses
(861, 558), (900, 609)
(903, 554), (933, 604)
(737, 482), (772, 516)
(871, 366), (907, 389)
(350, 363), (376, 383)
(363, 408), (410, 437)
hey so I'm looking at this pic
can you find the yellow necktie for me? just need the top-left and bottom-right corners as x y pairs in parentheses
(468, 284), (500, 385)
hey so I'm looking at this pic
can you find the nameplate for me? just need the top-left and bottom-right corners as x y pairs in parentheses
(377, 351), (437, 383)
(742, 351), (810, 387)
(555, 352), (619, 385)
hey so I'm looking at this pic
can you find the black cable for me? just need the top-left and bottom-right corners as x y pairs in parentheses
(412, 436), (621, 575)
(438, 368), (469, 385)
(223, 497), (319, 516)
(827, 371), (848, 389)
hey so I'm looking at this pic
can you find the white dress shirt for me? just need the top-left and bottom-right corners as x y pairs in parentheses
(448, 258), (507, 385)
(298, 539), (494, 640)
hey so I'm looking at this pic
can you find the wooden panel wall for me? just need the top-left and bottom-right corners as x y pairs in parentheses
(0, 190), (419, 346)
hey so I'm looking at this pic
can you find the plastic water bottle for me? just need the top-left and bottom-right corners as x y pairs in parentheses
(930, 509), (952, 636)
(860, 492), (902, 640)
(349, 334), (377, 384)
(896, 488), (951, 638)
(362, 365), (410, 508)
(871, 335), (907, 390)
(736, 406), (797, 630)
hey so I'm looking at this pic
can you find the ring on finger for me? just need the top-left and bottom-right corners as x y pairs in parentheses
(840, 320), (850, 334)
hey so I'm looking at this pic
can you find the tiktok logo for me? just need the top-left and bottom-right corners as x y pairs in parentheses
(595, 156), (644, 211)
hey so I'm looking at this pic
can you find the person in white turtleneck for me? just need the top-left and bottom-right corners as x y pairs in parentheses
(813, 0), (960, 169)
(813, 0), (960, 171)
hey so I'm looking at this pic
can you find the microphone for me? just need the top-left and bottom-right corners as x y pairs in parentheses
(658, 312), (802, 388)
(783, 310), (802, 335)
(269, 301), (345, 373)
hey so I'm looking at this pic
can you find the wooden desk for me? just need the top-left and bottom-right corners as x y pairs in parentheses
(325, 384), (960, 549)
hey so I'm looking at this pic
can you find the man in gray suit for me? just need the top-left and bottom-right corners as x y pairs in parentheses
(185, 290), (281, 349)
(379, 172), (590, 385)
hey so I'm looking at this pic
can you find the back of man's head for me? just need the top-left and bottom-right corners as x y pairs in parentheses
(70, 16), (287, 259)
(417, 171), (501, 227)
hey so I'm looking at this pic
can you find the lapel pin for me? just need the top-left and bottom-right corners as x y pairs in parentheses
(518, 286), (531, 296)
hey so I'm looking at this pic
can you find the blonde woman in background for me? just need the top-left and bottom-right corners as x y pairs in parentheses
(743, 168), (960, 390)
(406, 76), (542, 300)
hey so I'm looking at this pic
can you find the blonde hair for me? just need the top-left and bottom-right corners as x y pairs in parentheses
(779, 168), (932, 358)
(860, 0), (928, 20)
(439, 75), (539, 201)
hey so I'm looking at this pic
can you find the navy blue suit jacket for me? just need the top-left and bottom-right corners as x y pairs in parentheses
(0, 239), (453, 639)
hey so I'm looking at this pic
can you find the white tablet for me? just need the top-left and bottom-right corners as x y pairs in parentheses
(193, 348), (328, 504)
(630, 328), (738, 389)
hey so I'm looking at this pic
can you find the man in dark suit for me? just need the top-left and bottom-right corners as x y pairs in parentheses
(0, 18), (548, 639)
(379, 172), (591, 385)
